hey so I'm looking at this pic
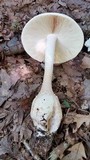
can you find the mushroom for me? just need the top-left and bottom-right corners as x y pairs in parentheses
(21, 13), (84, 135)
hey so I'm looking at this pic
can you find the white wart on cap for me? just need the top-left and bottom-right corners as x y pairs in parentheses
(21, 12), (84, 64)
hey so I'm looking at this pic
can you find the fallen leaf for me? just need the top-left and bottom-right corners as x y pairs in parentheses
(0, 33), (4, 42)
(0, 69), (12, 96)
(0, 109), (7, 119)
(0, 136), (25, 159)
(12, 81), (30, 100)
(62, 62), (82, 77)
(0, 69), (12, 106)
(49, 142), (69, 160)
(68, 142), (86, 157)
(12, 108), (23, 142)
(63, 100), (71, 108)
(10, 70), (20, 85)
(20, 0), (31, 8)
(85, 141), (90, 159)
(61, 142), (86, 160)
(18, 107), (24, 125)
(81, 100), (89, 110)
(81, 56), (90, 69)
(5, 111), (14, 126)
(83, 79), (90, 100)
(20, 122), (32, 141)
(0, 69), (19, 106)
(0, 136), (12, 156)
(64, 112), (90, 132)
(58, 0), (67, 7)
(0, 120), (5, 131)
(78, 130), (90, 159)
(23, 140), (41, 160)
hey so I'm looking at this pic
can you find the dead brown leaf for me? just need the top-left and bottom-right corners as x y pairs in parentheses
(64, 112), (90, 132)
(0, 109), (7, 119)
(0, 136), (25, 159)
(58, 0), (67, 7)
(0, 69), (12, 96)
(82, 79), (90, 110)
(83, 79), (90, 100)
(61, 142), (86, 160)
(0, 136), (13, 156)
(0, 69), (20, 106)
(20, 122), (32, 141)
(12, 108), (24, 142)
(62, 62), (82, 78)
(0, 109), (8, 130)
(78, 129), (90, 159)
(81, 55), (90, 69)
(49, 142), (69, 160)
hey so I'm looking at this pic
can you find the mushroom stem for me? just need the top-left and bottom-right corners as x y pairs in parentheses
(40, 34), (57, 93)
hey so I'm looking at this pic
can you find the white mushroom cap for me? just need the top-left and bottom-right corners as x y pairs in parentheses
(21, 13), (84, 64)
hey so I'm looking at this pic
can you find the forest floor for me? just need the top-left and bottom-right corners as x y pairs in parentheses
(0, 0), (90, 160)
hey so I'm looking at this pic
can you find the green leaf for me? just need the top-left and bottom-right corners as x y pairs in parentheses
(63, 100), (71, 108)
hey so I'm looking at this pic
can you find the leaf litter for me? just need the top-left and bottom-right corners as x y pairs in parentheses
(49, 142), (69, 160)
(62, 142), (86, 160)
(63, 112), (90, 133)
(0, 0), (90, 160)
(0, 46), (90, 160)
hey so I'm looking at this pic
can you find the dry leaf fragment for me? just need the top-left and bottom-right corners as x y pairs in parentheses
(58, 0), (67, 7)
(61, 142), (86, 160)
(62, 62), (81, 77)
(81, 56), (90, 69)
(64, 112), (90, 132)
(0, 136), (25, 159)
(20, 0), (31, 8)
(68, 142), (86, 158)
(83, 79), (90, 105)
(12, 108), (24, 142)
(0, 110), (7, 119)
(84, 143), (90, 159)
(49, 142), (69, 160)
(0, 69), (12, 96)
(20, 122), (32, 141)
(81, 100), (89, 110)
(0, 69), (12, 106)
(0, 136), (12, 156)
(23, 140), (41, 160)
(0, 69), (20, 106)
